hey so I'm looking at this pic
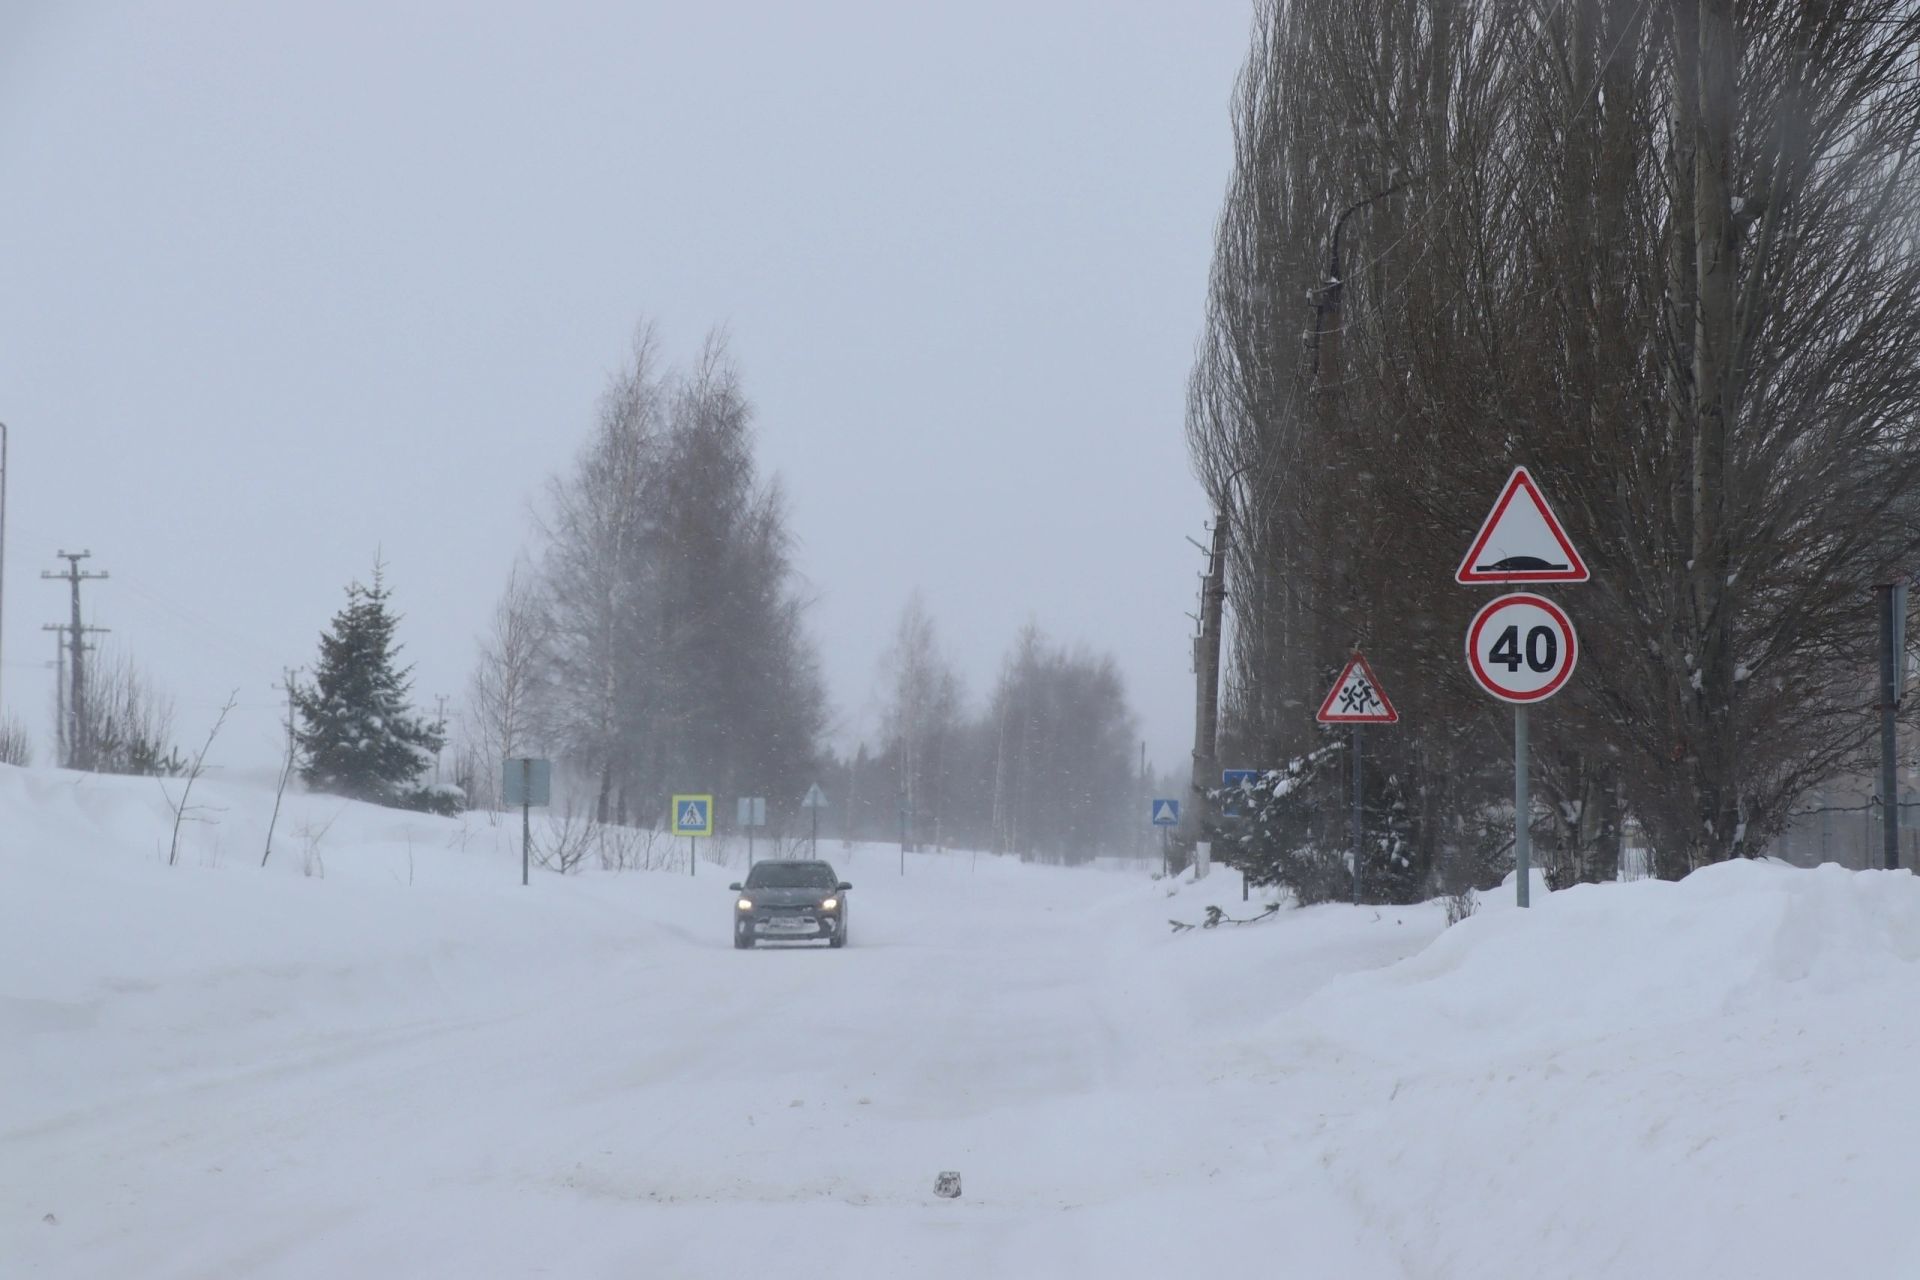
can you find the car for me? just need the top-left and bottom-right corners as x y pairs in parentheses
(730, 860), (852, 949)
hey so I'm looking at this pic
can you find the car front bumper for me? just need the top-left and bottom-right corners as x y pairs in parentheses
(740, 913), (840, 940)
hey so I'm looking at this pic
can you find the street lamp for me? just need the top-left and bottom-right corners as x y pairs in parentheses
(1310, 178), (1420, 380)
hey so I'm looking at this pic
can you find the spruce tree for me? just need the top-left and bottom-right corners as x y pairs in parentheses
(294, 564), (447, 809)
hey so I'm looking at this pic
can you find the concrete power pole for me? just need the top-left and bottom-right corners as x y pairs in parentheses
(433, 692), (450, 784)
(44, 622), (102, 767)
(48, 629), (64, 764)
(1178, 514), (1230, 870)
(42, 551), (108, 770)
(0, 421), (9, 722)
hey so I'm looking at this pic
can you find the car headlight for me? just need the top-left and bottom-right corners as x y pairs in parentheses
(821, 897), (838, 911)
(736, 898), (753, 910)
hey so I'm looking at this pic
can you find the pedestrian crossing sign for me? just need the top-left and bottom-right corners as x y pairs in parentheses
(671, 794), (713, 837)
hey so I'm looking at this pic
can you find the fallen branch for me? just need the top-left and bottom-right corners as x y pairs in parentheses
(1168, 902), (1282, 932)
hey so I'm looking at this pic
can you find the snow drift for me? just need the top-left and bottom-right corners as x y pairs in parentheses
(6, 764), (1920, 1278)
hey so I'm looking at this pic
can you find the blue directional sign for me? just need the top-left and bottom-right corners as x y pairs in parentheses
(1150, 798), (1181, 826)
(1221, 769), (1262, 817)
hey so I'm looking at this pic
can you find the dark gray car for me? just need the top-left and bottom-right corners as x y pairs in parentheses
(730, 860), (852, 949)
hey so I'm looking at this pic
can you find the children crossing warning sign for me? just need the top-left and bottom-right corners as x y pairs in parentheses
(1316, 653), (1399, 724)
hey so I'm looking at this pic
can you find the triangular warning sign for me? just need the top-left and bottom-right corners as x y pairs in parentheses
(1455, 466), (1590, 584)
(1316, 652), (1399, 724)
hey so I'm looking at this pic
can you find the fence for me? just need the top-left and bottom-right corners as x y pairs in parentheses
(1768, 798), (1920, 871)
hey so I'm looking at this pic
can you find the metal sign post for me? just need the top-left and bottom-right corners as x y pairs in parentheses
(1458, 469), (1589, 907)
(671, 794), (713, 876)
(1514, 705), (1530, 907)
(1463, 589), (1582, 908)
(1316, 652), (1398, 905)
(1879, 583), (1905, 870)
(1351, 725), (1364, 904)
(801, 784), (828, 859)
(737, 796), (766, 867)
(502, 757), (551, 886)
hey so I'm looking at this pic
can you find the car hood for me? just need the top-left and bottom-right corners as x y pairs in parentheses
(743, 887), (834, 908)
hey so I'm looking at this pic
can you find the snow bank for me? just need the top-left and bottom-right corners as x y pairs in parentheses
(10, 762), (1920, 1279)
(1296, 858), (1920, 1063)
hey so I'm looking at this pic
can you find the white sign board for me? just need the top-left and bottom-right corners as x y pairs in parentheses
(1465, 593), (1579, 703)
(1457, 467), (1590, 585)
(1316, 652), (1399, 724)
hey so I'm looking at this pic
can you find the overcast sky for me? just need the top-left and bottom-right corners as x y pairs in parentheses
(0, 1), (1250, 781)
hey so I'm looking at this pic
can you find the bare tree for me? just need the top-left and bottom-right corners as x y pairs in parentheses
(879, 593), (963, 851)
(0, 715), (31, 767)
(466, 561), (550, 810)
(77, 645), (182, 776)
(526, 323), (826, 824)
(1189, 0), (1920, 884)
(164, 691), (236, 868)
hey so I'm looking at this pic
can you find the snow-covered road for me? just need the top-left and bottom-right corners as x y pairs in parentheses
(11, 769), (1920, 1278)
(6, 812), (1424, 1278)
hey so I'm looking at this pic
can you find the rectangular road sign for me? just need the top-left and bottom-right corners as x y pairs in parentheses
(737, 796), (767, 827)
(671, 794), (714, 837)
(502, 758), (551, 807)
(1150, 798), (1180, 826)
(1221, 769), (1260, 817)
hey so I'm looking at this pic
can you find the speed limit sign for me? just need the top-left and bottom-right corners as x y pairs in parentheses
(1465, 592), (1578, 703)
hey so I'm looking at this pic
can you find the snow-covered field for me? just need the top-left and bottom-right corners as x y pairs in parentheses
(7, 764), (1920, 1278)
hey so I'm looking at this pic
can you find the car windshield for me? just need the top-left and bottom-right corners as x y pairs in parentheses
(744, 863), (837, 889)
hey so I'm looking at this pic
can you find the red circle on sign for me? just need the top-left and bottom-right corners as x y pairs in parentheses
(1465, 592), (1578, 703)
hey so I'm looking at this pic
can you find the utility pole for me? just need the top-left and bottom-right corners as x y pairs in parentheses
(274, 667), (303, 762)
(44, 621), (103, 767)
(47, 630), (64, 764)
(433, 693), (449, 783)
(42, 551), (108, 771)
(0, 421), (9, 722)
(1138, 739), (1147, 863)
(1178, 513), (1230, 870)
(1877, 581), (1906, 871)
(44, 622), (105, 768)
(263, 667), (303, 867)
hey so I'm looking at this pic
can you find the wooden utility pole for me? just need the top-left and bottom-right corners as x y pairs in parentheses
(42, 551), (108, 770)
(1178, 514), (1230, 868)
